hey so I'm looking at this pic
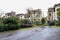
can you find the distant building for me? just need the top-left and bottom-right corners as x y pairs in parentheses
(4, 11), (16, 18)
(47, 3), (60, 22)
(27, 9), (42, 22)
(16, 14), (25, 19)
(47, 8), (55, 21)
(3, 9), (42, 23)
(24, 13), (30, 19)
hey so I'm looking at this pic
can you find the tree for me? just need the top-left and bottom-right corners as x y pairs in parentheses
(57, 8), (60, 25)
(57, 8), (60, 16)
(41, 18), (45, 24)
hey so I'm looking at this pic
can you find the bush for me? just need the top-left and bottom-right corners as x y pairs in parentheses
(20, 19), (33, 28)
(48, 21), (55, 26)
(21, 24), (32, 28)
(41, 18), (45, 24)
(0, 17), (33, 32)
(3, 17), (20, 24)
(56, 20), (60, 26)
(0, 16), (21, 32)
(21, 19), (32, 24)
(0, 24), (5, 32)
(34, 21), (41, 26)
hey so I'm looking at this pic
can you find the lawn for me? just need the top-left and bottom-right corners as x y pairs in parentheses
(55, 26), (60, 28)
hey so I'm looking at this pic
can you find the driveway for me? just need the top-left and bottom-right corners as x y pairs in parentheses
(0, 26), (60, 40)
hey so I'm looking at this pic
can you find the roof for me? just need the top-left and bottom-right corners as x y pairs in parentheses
(5, 11), (16, 16)
(54, 3), (60, 8)
(48, 7), (55, 12)
(16, 14), (24, 17)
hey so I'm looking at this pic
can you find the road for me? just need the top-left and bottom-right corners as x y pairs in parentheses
(0, 26), (60, 40)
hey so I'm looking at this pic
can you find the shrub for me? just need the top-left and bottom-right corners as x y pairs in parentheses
(0, 16), (21, 32)
(34, 21), (41, 26)
(0, 24), (5, 32)
(21, 24), (32, 28)
(56, 20), (60, 26)
(3, 17), (20, 24)
(48, 21), (55, 26)
(21, 19), (32, 24)
(41, 18), (45, 24)
(20, 19), (33, 28)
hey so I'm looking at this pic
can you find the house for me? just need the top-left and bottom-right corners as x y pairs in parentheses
(47, 8), (55, 21)
(4, 11), (16, 18)
(47, 3), (60, 22)
(3, 9), (42, 23)
(16, 14), (25, 19)
(24, 13), (30, 19)
(27, 9), (42, 22)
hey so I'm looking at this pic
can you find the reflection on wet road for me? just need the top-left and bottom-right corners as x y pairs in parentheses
(0, 26), (60, 40)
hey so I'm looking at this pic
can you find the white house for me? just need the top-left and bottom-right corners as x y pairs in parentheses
(47, 3), (60, 21)
(4, 11), (16, 18)
(16, 14), (25, 19)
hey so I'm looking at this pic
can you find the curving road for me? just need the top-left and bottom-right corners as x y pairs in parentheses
(0, 26), (60, 40)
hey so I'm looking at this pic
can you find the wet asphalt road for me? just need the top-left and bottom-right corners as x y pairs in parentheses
(0, 26), (60, 40)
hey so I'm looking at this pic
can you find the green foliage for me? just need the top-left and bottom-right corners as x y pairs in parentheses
(0, 18), (4, 24)
(41, 18), (45, 24)
(0, 17), (33, 32)
(57, 8), (60, 16)
(57, 11), (60, 16)
(57, 8), (60, 11)
(48, 21), (55, 26)
(21, 19), (32, 24)
(0, 23), (5, 32)
(3, 17), (19, 24)
(0, 16), (21, 32)
(20, 19), (33, 28)
(48, 20), (60, 26)
(57, 8), (60, 23)
(56, 20), (60, 26)
(34, 21), (41, 26)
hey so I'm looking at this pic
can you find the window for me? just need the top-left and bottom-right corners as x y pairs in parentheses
(49, 14), (51, 16)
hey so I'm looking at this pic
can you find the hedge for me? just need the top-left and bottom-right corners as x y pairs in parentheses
(0, 16), (21, 32)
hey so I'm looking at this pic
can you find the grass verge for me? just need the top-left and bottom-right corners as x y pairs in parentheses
(55, 26), (60, 28)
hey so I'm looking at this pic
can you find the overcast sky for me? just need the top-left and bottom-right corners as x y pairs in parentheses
(0, 0), (60, 17)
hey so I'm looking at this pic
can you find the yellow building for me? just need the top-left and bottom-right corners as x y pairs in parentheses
(27, 9), (42, 22)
